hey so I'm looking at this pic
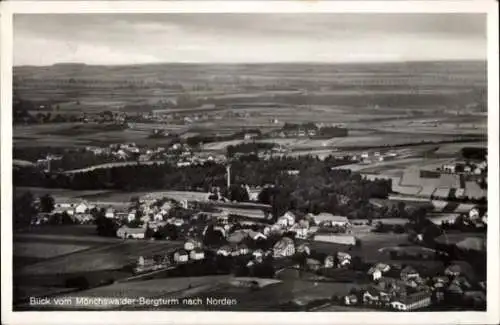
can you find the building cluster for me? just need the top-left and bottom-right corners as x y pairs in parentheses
(441, 160), (487, 176)
(32, 200), (96, 225)
(341, 259), (486, 311)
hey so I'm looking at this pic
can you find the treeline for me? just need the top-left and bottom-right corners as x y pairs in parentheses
(185, 129), (262, 147)
(14, 155), (391, 219)
(461, 147), (487, 161)
(227, 142), (275, 157)
(13, 147), (126, 171)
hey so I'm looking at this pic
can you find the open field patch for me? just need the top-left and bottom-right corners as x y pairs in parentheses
(13, 242), (92, 259)
(19, 240), (183, 276)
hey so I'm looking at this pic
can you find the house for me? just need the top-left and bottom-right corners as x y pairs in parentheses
(276, 211), (296, 228)
(390, 291), (431, 311)
(184, 239), (202, 251)
(344, 295), (358, 305)
(74, 202), (89, 214)
(363, 288), (380, 304)
(189, 248), (205, 261)
(400, 266), (420, 281)
(231, 244), (241, 257)
(252, 249), (264, 261)
(337, 252), (352, 267)
(172, 218), (184, 227)
(52, 206), (75, 216)
(291, 225), (309, 239)
(442, 164), (456, 173)
(217, 245), (231, 257)
(238, 243), (250, 255)
(105, 207), (115, 219)
(116, 226), (145, 239)
(370, 269), (383, 281)
(324, 255), (335, 268)
(368, 263), (391, 280)
(127, 211), (137, 223)
(313, 213), (350, 228)
(173, 249), (189, 263)
(273, 237), (296, 258)
(468, 207), (481, 221)
(73, 213), (93, 224)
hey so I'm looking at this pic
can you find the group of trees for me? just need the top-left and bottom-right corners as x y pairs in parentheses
(184, 129), (263, 148)
(14, 156), (392, 220)
(226, 142), (275, 158)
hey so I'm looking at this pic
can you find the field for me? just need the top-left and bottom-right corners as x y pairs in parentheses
(14, 61), (487, 152)
(12, 224), (185, 304)
(15, 187), (210, 203)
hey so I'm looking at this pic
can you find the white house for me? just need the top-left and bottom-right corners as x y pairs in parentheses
(313, 213), (350, 228)
(105, 208), (115, 219)
(468, 208), (481, 221)
(127, 211), (137, 223)
(74, 202), (89, 214)
(184, 239), (202, 251)
(189, 248), (205, 261)
(337, 252), (352, 267)
(273, 237), (295, 258)
(116, 226), (145, 239)
(277, 211), (296, 228)
(173, 218), (184, 227)
(324, 255), (335, 268)
(217, 245), (231, 257)
(371, 269), (382, 281)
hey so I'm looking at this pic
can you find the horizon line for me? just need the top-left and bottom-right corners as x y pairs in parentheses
(13, 58), (487, 69)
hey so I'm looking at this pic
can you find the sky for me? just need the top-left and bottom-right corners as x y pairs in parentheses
(13, 13), (487, 66)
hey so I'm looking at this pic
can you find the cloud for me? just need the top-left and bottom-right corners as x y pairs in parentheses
(13, 13), (487, 65)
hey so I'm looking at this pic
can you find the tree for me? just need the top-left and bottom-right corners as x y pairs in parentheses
(39, 194), (55, 213)
(13, 191), (36, 229)
(95, 209), (119, 237)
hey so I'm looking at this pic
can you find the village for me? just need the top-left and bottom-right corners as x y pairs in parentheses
(24, 179), (488, 312)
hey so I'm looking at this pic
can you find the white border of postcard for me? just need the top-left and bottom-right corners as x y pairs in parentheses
(1, 1), (499, 325)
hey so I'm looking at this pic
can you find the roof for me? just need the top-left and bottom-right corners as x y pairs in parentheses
(314, 213), (349, 223)
(175, 249), (188, 255)
(273, 237), (294, 249)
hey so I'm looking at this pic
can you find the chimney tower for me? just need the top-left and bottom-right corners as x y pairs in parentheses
(226, 164), (231, 189)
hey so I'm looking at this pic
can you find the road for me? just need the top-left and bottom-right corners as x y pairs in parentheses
(331, 157), (425, 172)
(63, 160), (167, 174)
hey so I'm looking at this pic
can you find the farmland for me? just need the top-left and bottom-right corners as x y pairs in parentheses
(14, 61), (486, 153)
